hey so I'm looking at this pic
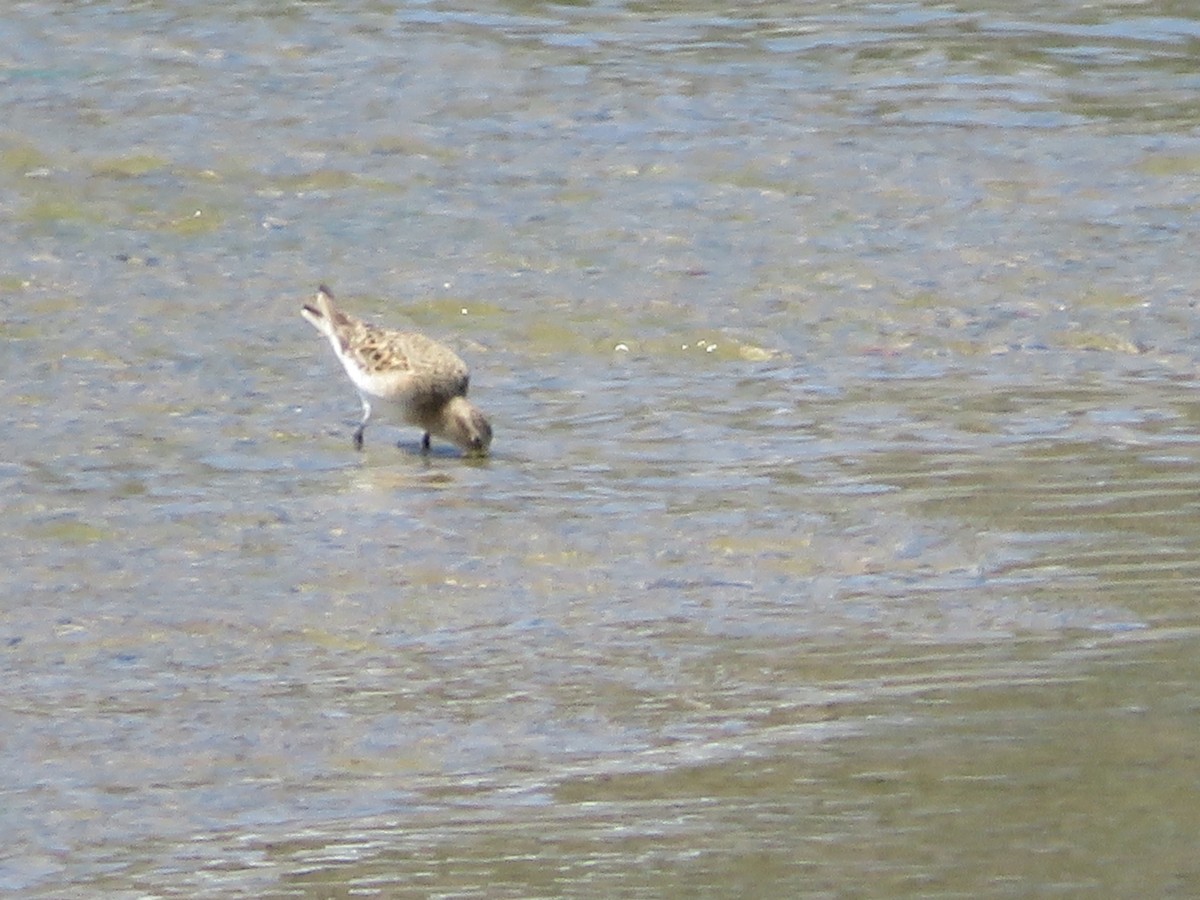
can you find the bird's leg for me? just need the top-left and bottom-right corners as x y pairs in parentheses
(354, 397), (371, 451)
(421, 432), (431, 454)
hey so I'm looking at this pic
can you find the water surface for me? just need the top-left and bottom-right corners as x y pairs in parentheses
(3, 1), (1200, 895)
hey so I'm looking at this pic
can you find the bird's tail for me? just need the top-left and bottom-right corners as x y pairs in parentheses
(300, 285), (349, 340)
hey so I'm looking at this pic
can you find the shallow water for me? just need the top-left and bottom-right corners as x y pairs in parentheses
(4, 0), (1200, 895)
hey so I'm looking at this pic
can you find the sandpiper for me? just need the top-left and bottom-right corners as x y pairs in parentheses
(301, 285), (492, 456)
